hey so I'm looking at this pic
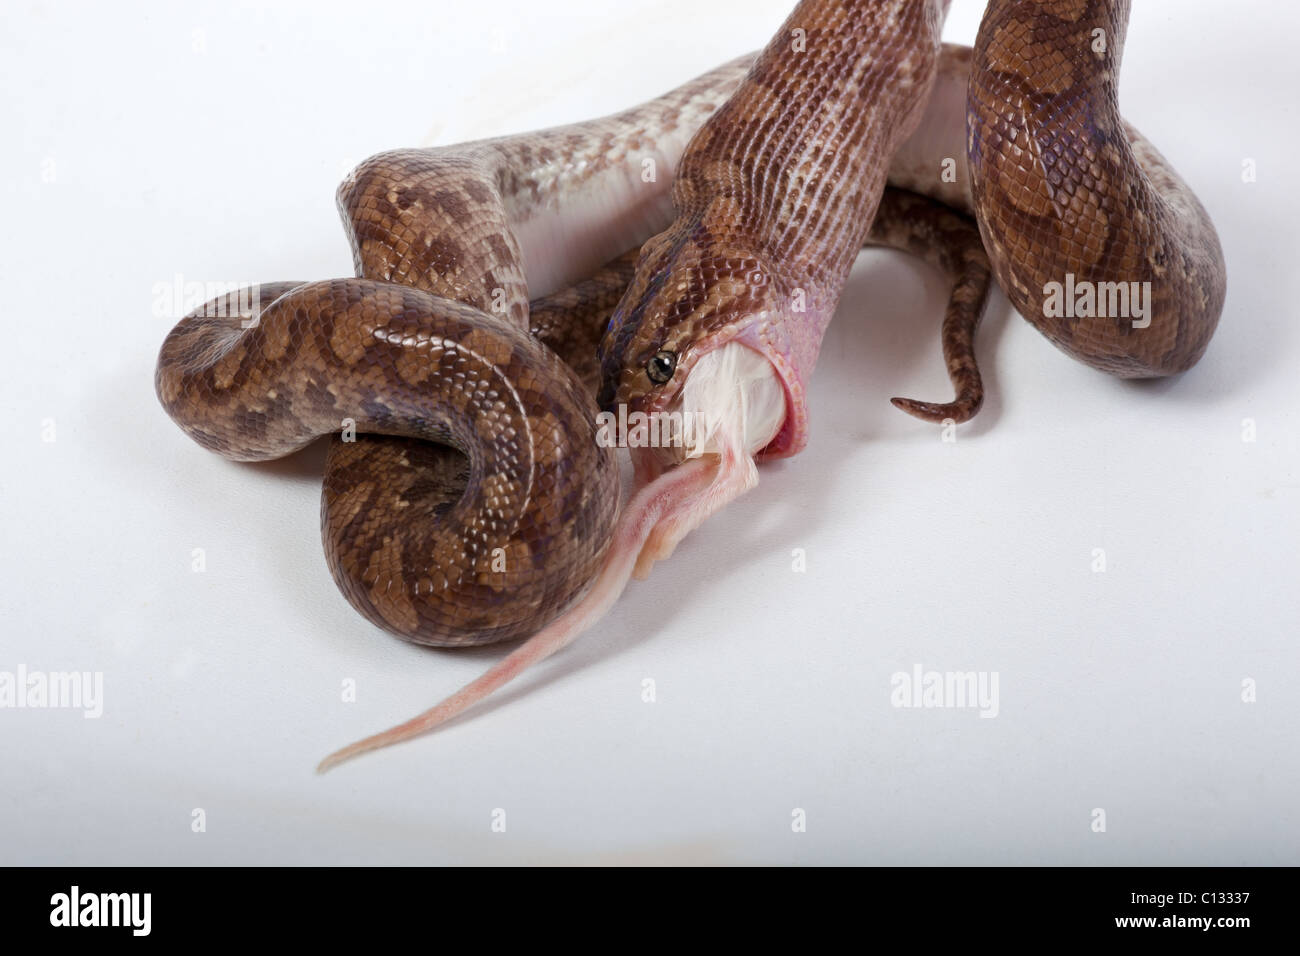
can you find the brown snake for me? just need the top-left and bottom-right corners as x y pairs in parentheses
(155, 0), (1225, 769)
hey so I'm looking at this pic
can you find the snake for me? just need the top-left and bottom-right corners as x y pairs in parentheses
(154, 0), (1225, 769)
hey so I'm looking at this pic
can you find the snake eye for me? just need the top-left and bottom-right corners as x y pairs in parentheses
(646, 350), (677, 385)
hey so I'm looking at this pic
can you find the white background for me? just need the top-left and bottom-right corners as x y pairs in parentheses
(2, 0), (1297, 864)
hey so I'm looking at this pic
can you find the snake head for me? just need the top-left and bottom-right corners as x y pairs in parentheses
(597, 220), (800, 469)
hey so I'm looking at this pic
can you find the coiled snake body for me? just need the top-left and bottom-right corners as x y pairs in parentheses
(155, 0), (1226, 767)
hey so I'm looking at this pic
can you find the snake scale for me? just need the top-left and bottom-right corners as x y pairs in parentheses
(155, 0), (1225, 769)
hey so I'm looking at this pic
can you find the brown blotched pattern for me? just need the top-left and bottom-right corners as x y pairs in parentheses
(157, 280), (618, 645)
(156, 59), (750, 647)
(313, 255), (638, 637)
(529, 250), (641, 393)
(336, 57), (753, 324)
(966, 0), (1225, 375)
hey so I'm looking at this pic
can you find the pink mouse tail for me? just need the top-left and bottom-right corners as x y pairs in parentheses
(317, 456), (715, 772)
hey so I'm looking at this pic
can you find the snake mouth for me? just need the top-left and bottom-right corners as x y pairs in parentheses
(625, 340), (785, 578)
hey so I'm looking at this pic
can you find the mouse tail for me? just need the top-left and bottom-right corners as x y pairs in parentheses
(316, 456), (716, 772)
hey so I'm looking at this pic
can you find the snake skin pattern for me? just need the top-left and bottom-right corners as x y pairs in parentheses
(875, 187), (992, 424)
(155, 0), (1225, 765)
(156, 278), (620, 645)
(599, 0), (952, 459)
(966, 0), (1224, 375)
(158, 60), (750, 646)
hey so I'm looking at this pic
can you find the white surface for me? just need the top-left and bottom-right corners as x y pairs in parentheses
(2, 0), (1297, 865)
